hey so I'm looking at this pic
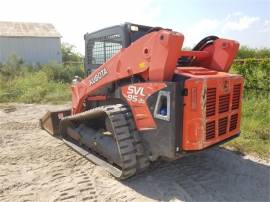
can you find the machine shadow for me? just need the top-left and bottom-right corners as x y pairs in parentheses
(122, 147), (270, 202)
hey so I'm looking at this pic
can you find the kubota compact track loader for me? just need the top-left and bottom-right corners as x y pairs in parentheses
(40, 23), (244, 179)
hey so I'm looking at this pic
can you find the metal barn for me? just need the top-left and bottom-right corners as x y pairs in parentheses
(0, 21), (62, 65)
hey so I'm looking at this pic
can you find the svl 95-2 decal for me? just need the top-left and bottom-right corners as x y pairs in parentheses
(121, 83), (167, 130)
(127, 86), (145, 103)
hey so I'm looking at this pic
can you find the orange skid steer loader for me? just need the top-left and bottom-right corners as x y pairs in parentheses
(40, 23), (243, 179)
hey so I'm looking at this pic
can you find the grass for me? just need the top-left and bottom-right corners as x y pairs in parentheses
(0, 55), (84, 104)
(0, 71), (71, 104)
(224, 91), (270, 159)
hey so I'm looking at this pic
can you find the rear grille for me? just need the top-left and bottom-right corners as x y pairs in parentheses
(219, 94), (230, 113)
(204, 83), (241, 141)
(218, 117), (228, 136)
(206, 88), (216, 117)
(206, 121), (215, 140)
(232, 84), (241, 110)
(229, 114), (238, 131)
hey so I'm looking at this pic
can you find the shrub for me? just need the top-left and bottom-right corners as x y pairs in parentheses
(0, 54), (85, 104)
(232, 59), (270, 91)
(237, 46), (270, 59)
(0, 55), (33, 79)
(42, 63), (85, 83)
(0, 71), (70, 103)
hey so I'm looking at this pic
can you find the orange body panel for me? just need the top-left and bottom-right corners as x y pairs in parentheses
(121, 83), (166, 130)
(176, 67), (244, 150)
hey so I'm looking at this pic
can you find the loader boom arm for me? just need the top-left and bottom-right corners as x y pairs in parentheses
(71, 30), (184, 114)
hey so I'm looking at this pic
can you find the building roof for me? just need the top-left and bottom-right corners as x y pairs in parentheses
(0, 21), (61, 38)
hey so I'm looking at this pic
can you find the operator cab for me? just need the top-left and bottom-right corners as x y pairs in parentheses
(84, 22), (153, 74)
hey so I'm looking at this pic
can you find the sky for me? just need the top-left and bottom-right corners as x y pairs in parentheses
(1, 0), (269, 54)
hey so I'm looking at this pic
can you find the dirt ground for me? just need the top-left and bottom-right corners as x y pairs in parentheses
(0, 103), (269, 202)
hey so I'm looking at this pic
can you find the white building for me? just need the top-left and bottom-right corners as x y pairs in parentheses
(0, 21), (62, 65)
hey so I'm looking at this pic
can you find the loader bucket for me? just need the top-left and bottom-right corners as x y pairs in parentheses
(40, 109), (71, 136)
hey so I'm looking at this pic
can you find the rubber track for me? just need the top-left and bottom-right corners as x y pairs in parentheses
(59, 104), (146, 179)
(117, 105), (150, 172)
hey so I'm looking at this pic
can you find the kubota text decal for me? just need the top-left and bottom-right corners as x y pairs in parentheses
(89, 68), (108, 86)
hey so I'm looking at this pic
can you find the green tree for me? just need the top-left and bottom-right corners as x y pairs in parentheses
(61, 43), (83, 63)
